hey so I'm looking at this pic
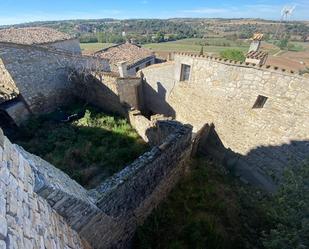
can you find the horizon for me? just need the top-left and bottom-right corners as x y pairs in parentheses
(1, 0), (308, 26)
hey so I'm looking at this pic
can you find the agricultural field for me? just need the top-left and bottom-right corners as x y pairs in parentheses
(144, 38), (250, 55)
(12, 102), (148, 188)
(80, 42), (114, 54)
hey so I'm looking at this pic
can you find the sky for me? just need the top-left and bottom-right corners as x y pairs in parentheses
(0, 0), (308, 25)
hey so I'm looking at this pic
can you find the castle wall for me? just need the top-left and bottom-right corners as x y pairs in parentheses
(0, 43), (109, 114)
(141, 54), (309, 191)
(0, 129), (89, 249)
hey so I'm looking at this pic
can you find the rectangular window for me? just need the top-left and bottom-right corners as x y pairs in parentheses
(180, 64), (191, 81)
(252, 95), (268, 109)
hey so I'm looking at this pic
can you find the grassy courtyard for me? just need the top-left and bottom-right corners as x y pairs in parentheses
(134, 157), (309, 249)
(13, 102), (148, 188)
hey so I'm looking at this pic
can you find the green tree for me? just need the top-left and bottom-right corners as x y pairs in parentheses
(277, 39), (288, 50)
(154, 31), (165, 43)
(220, 49), (245, 62)
(199, 46), (204, 56)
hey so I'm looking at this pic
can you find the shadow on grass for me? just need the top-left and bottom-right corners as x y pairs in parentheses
(11, 103), (149, 188)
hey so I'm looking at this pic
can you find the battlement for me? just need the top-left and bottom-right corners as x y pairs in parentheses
(174, 52), (301, 76)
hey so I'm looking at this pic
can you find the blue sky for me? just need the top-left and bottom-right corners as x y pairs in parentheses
(0, 0), (308, 25)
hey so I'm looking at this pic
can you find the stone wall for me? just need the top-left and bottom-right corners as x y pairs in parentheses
(75, 72), (141, 116)
(0, 42), (109, 114)
(46, 39), (81, 54)
(0, 118), (192, 248)
(91, 120), (192, 248)
(0, 129), (89, 249)
(141, 53), (309, 191)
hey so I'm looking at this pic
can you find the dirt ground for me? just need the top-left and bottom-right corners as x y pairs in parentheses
(266, 51), (309, 72)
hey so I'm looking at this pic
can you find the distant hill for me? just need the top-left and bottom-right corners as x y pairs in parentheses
(1, 18), (308, 42)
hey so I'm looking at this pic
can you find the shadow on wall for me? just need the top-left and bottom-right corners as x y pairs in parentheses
(196, 124), (309, 192)
(141, 80), (175, 118)
(72, 73), (127, 116)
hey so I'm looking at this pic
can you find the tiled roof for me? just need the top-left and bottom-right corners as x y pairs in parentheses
(252, 33), (264, 41)
(0, 27), (73, 45)
(95, 43), (154, 68)
(0, 84), (19, 104)
(246, 50), (268, 60)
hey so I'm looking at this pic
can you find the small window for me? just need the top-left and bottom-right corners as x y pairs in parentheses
(252, 95), (268, 109)
(135, 67), (140, 73)
(180, 64), (191, 81)
(146, 61), (151, 67)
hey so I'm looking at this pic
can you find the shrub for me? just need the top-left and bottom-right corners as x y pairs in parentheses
(220, 49), (245, 62)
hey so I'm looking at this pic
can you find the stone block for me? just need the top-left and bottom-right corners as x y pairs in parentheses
(0, 216), (7, 240)
(0, 240), (6, 249)
(0, 129), (4, 149)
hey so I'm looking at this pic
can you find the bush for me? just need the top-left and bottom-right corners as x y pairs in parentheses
(220, 49), (245, 62)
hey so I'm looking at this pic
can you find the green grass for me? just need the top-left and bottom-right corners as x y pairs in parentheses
(134, 157), (309, 249)
(80, 42), (115, 53)
(134, 157), (271, 249)
(13, 102), (148, 188)
(143, 38), (250, 55)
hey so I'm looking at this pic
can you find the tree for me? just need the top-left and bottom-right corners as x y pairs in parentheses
(154, 32), (165, 43)
(277, 39), (288, 50)
(220, 49), (245, 62)
(199, 46), (204, 56)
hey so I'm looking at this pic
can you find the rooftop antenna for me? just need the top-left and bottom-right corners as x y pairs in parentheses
(275, 5), (296, 39)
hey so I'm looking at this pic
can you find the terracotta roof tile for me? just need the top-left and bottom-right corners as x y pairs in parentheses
(0, 27), (73, 45)
(246, 50), (268, 60)
(252, 33), (264, 41)
(95, 43), (154, 68)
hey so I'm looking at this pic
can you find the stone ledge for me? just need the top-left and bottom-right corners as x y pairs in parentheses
(174, 52), (304, 77)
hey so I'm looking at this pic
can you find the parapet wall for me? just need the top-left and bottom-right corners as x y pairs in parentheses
(91, 120), (192, 248)
(0, 119), (192, 249)
(141, 54), (309, 191)
(0, 129), (89, 249)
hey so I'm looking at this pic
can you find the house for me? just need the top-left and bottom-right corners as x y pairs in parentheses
(95, 42), (156, 76)
(0, 27), (109, 124)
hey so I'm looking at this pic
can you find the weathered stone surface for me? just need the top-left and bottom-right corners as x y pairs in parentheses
(0, 216), (7, 240)
(141, 54), (309, 191)
(0, 42), (109, 114)
(0, 134), (88, 249)
(0, 119), (192, 249)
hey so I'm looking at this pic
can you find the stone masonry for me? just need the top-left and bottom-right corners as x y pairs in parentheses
(0, 42), (109, 114)
(141, 53), (309, 191)
(0, 118), (192, 249)
(0, 129), (90, 249)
